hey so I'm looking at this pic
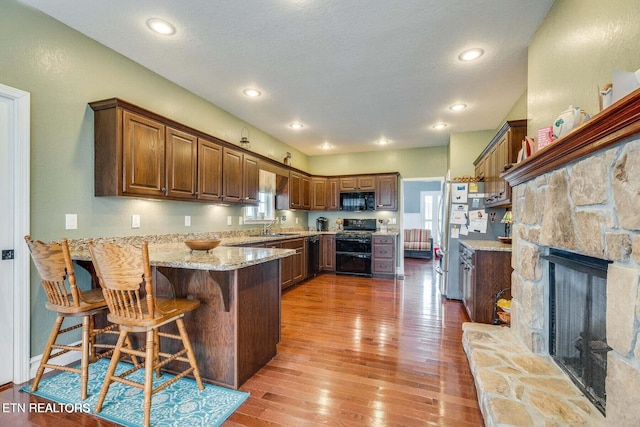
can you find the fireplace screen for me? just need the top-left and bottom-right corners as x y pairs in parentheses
(545, 249), (611, 415)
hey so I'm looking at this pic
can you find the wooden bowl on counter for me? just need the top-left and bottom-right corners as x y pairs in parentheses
(184, 238), (221, 253)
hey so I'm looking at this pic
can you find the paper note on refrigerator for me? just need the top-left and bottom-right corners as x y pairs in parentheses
(452, 183), (468, 202)
(469, 209), (488, 233)
(451, 225), (460, 239)
(450, 204), (468, 224)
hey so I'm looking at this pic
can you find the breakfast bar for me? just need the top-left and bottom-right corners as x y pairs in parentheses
(72, 242), (295, 389)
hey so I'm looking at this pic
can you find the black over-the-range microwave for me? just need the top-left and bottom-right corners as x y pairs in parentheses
(339, 191), (375, 211)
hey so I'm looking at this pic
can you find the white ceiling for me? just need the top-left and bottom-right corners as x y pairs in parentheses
(20, 0), (554, 156)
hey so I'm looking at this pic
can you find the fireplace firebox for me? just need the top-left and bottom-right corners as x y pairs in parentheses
(544, 249), (611, 415)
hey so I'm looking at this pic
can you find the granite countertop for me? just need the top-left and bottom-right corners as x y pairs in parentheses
(72, 242), (296, 271)
(460, 239), (513, 252)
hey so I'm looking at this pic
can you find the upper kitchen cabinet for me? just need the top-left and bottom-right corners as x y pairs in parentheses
(375, 174), (398, 211)
(222, 147), (259, 204)
(311, 177), (327, 210)
(288, 170), (311, 210)
(339, 175), (376, 191)
(197, 137), (223, 201)
(326, 178), (340, 211)
(90, 98), (258, 204)
(92, 104), (168, 198)
(473, 120), (526, 207)
(166, 126), (197, 199)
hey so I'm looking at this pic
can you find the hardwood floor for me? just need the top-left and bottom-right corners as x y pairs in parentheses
(0, 258), (483, 426)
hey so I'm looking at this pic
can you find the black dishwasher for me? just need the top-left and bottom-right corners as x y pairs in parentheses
(307, 235), (320, 277)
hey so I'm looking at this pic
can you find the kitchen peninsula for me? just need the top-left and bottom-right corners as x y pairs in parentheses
(71, 240), (295, 389)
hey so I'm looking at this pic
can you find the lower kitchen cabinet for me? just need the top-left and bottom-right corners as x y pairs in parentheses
(281, 238), (306, 289)
(372, 234), (396, 278)
(459, 242), (512, 324)
(321, 234), (336, 272)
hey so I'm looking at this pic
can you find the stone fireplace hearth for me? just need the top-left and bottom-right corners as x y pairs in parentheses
(502, 89), (640, 426)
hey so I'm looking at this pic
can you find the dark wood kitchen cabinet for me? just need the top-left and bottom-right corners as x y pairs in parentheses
(326, 178), (340, 211)
(372, 234), (396, 278)
(375, 174), (398, 211)
(459, 242), (512, 324)
(311, 177), (327, 210)
(473, 120), (526, 207)
(339, 175), (376, 191)
(222, 147), (259, 204)
(289, 171), (310, 210)
(321, 234), (336, 272)
(197, 137), (223, 201)
(121, 110), (166, 197)
(166, 126), (197, 199)
(281, 238), (306, 289)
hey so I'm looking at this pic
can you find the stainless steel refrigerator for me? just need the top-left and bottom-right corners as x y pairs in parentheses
(436, 172), (506, 300)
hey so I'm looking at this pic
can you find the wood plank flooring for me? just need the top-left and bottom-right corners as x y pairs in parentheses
(0, 258), (483, 426)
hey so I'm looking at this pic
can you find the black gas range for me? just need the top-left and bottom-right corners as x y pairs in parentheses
(336, 219), (376, 277)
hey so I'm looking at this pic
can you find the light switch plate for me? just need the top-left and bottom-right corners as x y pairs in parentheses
(239, 216), (243, 225)
(184, 215), (191, 227)
(65, 214), (78, 230)
(131, 214), (141, 229)
(227, 216), (233, 226)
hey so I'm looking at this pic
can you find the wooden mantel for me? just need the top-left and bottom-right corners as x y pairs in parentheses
(503, 87), (640, 187)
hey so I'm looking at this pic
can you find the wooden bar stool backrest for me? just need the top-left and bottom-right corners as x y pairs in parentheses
(88, 241), (156, 321)
(25, 236), (81, 310)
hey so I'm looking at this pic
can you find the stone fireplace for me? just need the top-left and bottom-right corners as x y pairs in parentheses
(505, 89), (640, 425)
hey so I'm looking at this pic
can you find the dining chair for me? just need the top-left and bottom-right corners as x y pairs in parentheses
(24, 235), (127, 400)
(88, 240), (204, 427)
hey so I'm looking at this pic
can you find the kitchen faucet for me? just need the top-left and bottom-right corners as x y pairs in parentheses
(263, 220), (276, 235)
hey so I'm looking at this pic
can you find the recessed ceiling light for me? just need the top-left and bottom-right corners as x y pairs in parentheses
(146, 18), (176, 35)
(242, 88), (261, 97)
(320, 143), (333, 150)
(449, 103), (467, 111)
(432, 123), (447, 130)
(289, 122), (304, 129)
(458, 48), (484, 61)
(375, 138), (390, 145)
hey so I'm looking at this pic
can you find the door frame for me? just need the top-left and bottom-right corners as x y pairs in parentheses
(1, 83), (31, 384)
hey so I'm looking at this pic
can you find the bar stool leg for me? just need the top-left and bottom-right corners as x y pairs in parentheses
(31, 315), (64, 393)
(94, 329), (127, 414)
(80, 315), (91, 400)
(143, 329), (156, 427)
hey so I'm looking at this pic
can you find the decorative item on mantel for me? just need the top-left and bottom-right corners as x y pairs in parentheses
(516, 136), (535, 163)
(536, 126), (555, 151)
(240, 127), (250, 149)
(552, 105), (590, 140)
(498, 209), (512, 244)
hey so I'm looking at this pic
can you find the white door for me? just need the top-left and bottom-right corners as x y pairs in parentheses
(0, 94), (15, 385)
(0, 83), (30, 386)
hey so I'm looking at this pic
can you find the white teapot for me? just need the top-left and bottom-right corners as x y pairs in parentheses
(553, 106), (590, 139)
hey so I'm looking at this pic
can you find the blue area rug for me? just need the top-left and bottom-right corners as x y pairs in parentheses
(22, 358), (249, 426)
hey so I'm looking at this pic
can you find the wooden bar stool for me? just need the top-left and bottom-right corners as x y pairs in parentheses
(88, 241), (204, 427)
(24, 235), (128, 400)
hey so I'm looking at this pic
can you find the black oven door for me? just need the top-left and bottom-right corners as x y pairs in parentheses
(336, 252), (372, 277)
(336, 239), (370, 253)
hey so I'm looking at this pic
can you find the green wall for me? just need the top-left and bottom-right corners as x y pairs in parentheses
(527, 0), (640, 136)
(308, 145), (449, 178)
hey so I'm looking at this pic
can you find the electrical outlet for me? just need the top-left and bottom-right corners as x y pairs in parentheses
(239, 216), (244, 225)
(65, 214), (78, 230)
(295, 217), (299, 224)
(184, 215), (191, 227)
(131, 214), (141, 229)
(280, 215), (286, 222)
(227, 216), (233, 226)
